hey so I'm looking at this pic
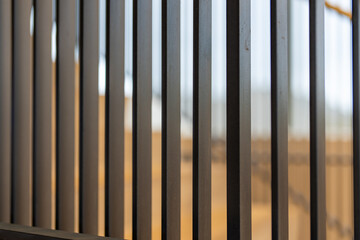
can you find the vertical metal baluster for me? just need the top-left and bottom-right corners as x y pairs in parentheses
(133, 0), (152, 239)
(105, 0), (125, 237)
(33, 0), (53, 229)
(226, 0), (251, 239)
(270, 0), (290, 239)
(0, 0), (12, 224)
(193, 0), (211, 239)
(56, 0), (76, 232)
(12, 0), (33, 226)
(270, 0), (289, 239)
(353, 0), (360, 238)
(79, 0), (99, 235)
(309, 0), (326, 239)
(0, 0), (13, 224)
(161, 0), (181, 239)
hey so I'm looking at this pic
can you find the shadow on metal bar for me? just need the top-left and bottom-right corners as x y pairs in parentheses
(0, 223), (122, 240)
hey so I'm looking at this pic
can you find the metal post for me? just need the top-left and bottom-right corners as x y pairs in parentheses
(56, 0), (76, 232)
(105, 0), (125, 238)
(12, 0), (33, 226)
(79, 0), (99, 235)
(33, 0), (53, 229)
(0, 0), (12, 224)
(309, 0), (326, 239)
(161, 0), (181, 239)
(226, 0), (251, 239)
(133, 0), (152, 239)
(193, 0), (211, 239)
(270, 0), (289, 239)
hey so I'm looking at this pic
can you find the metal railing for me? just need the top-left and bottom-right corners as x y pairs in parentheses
(0, 0), (359, 240)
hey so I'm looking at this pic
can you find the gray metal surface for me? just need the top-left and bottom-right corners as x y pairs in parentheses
(33, 0), (53, 229)
(105, 0), (125, 238)
(270, 0), (289, 239)
(0, 0), (12, 223)
(79, 0), (99, 235)
(133, 0), (152, 239)
(353, 0), (360, 238)
(193, 0), (211, 239)
(161, 0), (181, 239)
(226, 0), (251, 239)
(309, 0), (326, 239)
(56, 0), (76, 232)
(12, 0), (33, 226)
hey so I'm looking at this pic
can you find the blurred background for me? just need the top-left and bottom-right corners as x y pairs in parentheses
(43, 0), (354, 239)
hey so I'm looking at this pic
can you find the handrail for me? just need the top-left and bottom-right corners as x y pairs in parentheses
(325, 1), (352, 20)
(0, 223), (122, 240)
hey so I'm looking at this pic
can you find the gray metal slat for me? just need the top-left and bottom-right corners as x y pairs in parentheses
(105, 0), (125, 237)
(309, 0), (326, 239)
(161, 0), (181, 239)
(79, 0), (99, 235)
(270, 0), (289, 239)
(33, 0), (53, 229)
(133, 0), (152, 239)
(226, 0), (251, 239)
(0, 0), (12, 223)
(56, 0), (76, 232)
(12, 0), (33, 226)
(193, 0), (211, 239)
